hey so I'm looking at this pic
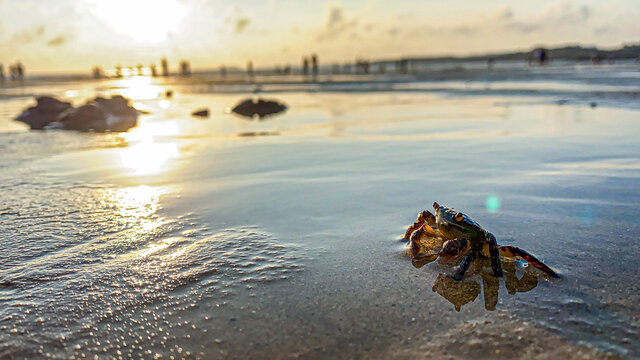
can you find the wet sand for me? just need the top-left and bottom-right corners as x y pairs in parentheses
(1, 70), (640, 358)
(380, 313), (625, 360)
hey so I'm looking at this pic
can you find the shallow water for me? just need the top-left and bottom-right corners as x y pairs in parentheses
(1, 68), (640, 358)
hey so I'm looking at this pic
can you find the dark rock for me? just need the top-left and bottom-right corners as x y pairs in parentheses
(231, 98), (287, 119)
(58, 104), (109, 132)
(14, 96), (72, 130)
(93, 95), (137, 117)
(15, 95), (138, 132)
(191, 108), (210, 117)
(37, 96), (72, 112)
(165, 90), (174, 98)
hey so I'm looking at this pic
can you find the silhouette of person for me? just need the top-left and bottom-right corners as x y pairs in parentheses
(16, 61), (24, 83)
(180, 60), (191, 76)
(539, 49), (548, 65)
(0, 64), (4, 84)
(487, 57), (495, 70)
(219, 65), (227, 80)
(311, 53), (319, 77)
(246, 61), (254, 82)
(161, 57), (169, 76)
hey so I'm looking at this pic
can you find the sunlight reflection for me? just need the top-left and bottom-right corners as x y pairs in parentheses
(117, 139), (179, 175)
(64, 90), (79, 98)
(132, 102), (145, 111)
(114, 76), (165, 100)
(105, 185), (170, 254)
(123, 118), (181, 142)
(137, 237), (180, 258)
(111, 185), (164, 219)
(158, 100), (171, 109)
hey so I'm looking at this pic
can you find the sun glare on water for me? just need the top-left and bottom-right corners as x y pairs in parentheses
(117, 139), (179, 176)
(88, 0), (187, 42)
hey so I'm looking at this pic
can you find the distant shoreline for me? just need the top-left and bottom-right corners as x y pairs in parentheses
(374, 43), (640, 65)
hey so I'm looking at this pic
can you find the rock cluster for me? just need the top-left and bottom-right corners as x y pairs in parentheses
(15, 95), (138, 132)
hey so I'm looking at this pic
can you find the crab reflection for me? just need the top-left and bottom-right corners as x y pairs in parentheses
(413, 258), (538, 311)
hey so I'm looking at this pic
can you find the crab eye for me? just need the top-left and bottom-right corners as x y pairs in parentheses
(455, 213), (464, 222)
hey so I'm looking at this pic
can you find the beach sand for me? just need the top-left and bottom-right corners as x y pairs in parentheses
(1, 70), (639, 358)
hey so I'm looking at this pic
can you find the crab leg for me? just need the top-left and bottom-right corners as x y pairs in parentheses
(452, 252), (475, 281)
(403, 210), (436, 241)
(486, 233), (503, 278)
(499, 246), (560, 278)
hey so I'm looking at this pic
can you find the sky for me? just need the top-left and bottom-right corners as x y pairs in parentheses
(0, 0), (638, 74)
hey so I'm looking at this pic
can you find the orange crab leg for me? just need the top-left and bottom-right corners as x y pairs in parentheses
(499, 246), (560, 278)
(403, 210), (436, 241)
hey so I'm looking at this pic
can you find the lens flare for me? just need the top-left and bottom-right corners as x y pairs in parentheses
(485, 195), (501, 213)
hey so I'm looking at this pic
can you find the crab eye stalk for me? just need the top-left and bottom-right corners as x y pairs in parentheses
(455, 213), (464, 222)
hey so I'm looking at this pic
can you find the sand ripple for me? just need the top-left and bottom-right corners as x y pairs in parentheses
(0, 175), (303, 358)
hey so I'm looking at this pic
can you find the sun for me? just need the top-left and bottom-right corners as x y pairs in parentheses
(88, 0), (187, 43)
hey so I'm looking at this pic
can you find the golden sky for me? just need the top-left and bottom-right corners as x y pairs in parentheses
(0, 0), (638, 74)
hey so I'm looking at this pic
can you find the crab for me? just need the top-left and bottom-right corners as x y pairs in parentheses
(404, 202), (559, 280)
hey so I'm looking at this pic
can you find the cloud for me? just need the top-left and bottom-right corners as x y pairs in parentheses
(47, 35), (66, 46)
(11, 26), (45, 44)
(404, 3), (594, 40)
(235, 17), (250, 33)
(503, 3), (591, 34)
(327, 6), (344, 28)
(498, 8), (514, 21)
(451, 25), (474, 35)
(504, 21), (540, 34)
(593, 25), (612, 35)
(545, 2), (590, 22)
(316, 6), (358, 41)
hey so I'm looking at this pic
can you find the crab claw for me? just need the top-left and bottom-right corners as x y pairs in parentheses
(439, 238), (469, 263)
(404, 210), (435, 241)
(433, 202), (440, 209)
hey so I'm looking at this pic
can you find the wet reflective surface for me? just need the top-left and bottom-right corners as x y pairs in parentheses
(408, 235), (546, 312)
(1, 68), (640, 358)
(428, 264), (541, 312)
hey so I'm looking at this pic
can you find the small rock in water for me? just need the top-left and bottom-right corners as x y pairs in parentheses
(14, 95), (138, 132)
(165, 90), (174, 98)
(191, 108), (210, 118)
(590, 102), (597, 108)
(230, 98), (287, 119)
